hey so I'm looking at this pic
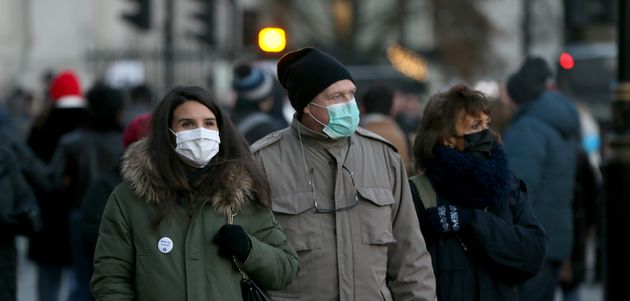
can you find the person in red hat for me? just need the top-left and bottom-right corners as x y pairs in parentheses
(26, 70), (89, 301)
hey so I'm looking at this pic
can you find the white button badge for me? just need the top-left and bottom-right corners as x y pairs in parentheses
(158, 237), (173, 254)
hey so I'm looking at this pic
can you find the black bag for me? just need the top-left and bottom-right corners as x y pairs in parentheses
(240, 276), (271, 301)
(226, 207), (271, 301)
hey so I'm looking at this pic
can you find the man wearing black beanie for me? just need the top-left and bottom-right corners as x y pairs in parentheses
(251, 47), (436, 301)
(502, 56), (581, 301)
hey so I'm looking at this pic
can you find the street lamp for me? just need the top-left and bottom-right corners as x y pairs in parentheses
(258, 27), (286, 53)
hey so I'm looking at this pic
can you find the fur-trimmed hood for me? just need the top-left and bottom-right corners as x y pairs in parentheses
(121, 139), (255, 214)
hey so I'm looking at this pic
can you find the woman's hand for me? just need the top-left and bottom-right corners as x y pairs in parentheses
(213, 224), (252, 262)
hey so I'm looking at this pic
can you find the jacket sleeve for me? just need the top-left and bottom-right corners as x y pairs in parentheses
(386, 152), (437, 301)
(242, 206), (300, 291)
(90, 188), (136, 300)
(460, 180), (548, 284)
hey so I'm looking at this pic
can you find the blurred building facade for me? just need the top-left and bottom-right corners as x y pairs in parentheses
(0, 0), (614, 109)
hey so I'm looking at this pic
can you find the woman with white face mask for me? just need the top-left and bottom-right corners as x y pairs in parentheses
(90, 86), (299, 300)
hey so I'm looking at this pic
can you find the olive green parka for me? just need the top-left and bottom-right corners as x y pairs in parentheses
(90, 140), (300, 300)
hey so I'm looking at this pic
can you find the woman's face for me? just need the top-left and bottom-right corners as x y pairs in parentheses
(171, 100), (218, 133)
(444, 111), (491, 151)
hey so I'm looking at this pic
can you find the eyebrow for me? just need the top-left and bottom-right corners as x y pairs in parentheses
(471, 119), (483, 127)
(176, 117), (216, 123)
(326, 89), (356, 98)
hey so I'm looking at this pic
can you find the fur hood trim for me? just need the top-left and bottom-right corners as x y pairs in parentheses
(121, 139), (254, 214)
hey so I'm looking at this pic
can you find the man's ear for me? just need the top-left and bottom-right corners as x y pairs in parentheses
(303, 105), (310, 116)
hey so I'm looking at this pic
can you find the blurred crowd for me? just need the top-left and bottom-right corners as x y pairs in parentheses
(0, 49), (604, 301)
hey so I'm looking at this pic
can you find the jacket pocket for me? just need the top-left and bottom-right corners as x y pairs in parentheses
(357, 187), (396, 245)
(272, 192), (322, 251)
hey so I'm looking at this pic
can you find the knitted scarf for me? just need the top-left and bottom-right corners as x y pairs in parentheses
(424, 144), (512, 209)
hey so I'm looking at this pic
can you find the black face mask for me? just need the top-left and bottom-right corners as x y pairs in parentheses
(461, 129), (495, 159)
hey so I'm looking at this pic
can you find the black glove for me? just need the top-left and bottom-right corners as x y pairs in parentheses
(213, 224), (251, 262)
(424, 205), (473, 233)
(0, 207), (42, 236)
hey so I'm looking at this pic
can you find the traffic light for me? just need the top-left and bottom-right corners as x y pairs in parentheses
(191, 0), (215, 45)
(559, 52), (575, 70)
(121, 0), (151, 31)
(258, 27), (286, 53)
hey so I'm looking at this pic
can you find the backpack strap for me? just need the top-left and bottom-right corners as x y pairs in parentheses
(409, 175), (437, 210)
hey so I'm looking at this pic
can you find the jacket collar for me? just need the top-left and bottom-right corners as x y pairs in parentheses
(289, 115), (349, 149)
(121, 139), (254, 214)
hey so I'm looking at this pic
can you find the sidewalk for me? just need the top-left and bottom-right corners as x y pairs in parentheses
(16, 237), (71, 301)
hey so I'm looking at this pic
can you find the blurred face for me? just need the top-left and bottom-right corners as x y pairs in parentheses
(171, 100), (218, 133)
(302, 79), (356, 130)
(444, 111), (491, 151)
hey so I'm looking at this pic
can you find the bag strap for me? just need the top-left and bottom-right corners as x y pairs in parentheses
(409, 175), (437, 209)
(225, 207), (250, 280)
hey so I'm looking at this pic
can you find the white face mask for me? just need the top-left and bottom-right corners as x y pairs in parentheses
(170, 128), (221, 168)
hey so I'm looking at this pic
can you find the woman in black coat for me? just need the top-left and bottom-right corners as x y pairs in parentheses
(409, 84), (548, 301)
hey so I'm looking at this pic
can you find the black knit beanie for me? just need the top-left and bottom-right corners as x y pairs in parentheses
(277, 47), (354, 115)
(506, 56), (552, 105)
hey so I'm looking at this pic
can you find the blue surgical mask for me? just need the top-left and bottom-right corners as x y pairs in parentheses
(309, 98), (360, 139)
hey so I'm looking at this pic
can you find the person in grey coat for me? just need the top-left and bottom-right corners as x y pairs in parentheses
(503, 56), (581, 301)
(252, 47), (436, 301)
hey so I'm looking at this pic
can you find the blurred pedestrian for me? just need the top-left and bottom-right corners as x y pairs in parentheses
(559, 148), (599, 301)
(251, 47), (436, 300)
(230, 63), (285, 144)
(48, 83), (125, 300)
(558, 104), (603, 301)
(3, 87), (35, 139)
(80, 112), (151, 281)
(393, 80), (425, 146)
(473, 80), (516, 135)
(90, 86), (299, 300)
(0, 145), (42, 301)
(121, 84), (153, 125)
(502, 56), (581, 301)
(26, 69), (89, 301)
(359, 85), (412, 175)
(0, 93), (51, 201)
(409, 84), (548, 301)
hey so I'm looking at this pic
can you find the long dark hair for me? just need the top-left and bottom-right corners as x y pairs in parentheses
(148, 86), (271, 226)
(413, 84), (497, 171)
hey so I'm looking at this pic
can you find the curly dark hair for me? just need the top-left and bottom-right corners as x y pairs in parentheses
(413, 83), (498, 171)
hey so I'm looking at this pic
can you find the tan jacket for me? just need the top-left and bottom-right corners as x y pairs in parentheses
(361, 113), (412, 175)
(251, 118), (436, 301)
